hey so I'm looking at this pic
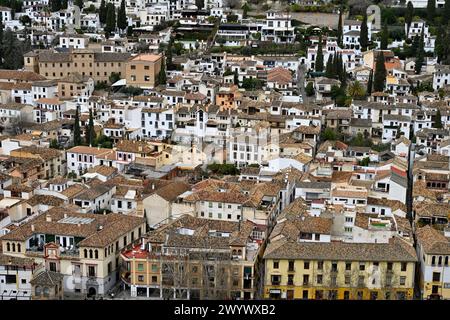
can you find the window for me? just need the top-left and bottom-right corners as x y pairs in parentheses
(317, 261), (323, 270)
(344, 291), (350, 300)
(401, 262), (407, 271)
(359, 263), (365, 271)
(316, 274), (323, 284)
(137, 264), (144, 271)
(370, 291), (378, 300)
(432, 272), (441, 282)
(152, 276), (157, 283)
(304, 261), (310, 270)
(345, 263), (352, 271)
(271, 275), (281, 285)
(49, 262), (57, 272)
(287, 274), (294, 285)
(399, 276), (406, 285)
(138, 275), (144, 282)
(345, 275), (351, 285)
(303, 275), (309, 285)
(88, 266), (96, 277)
(288, 260), (295, 272)
(273, 261), (279, 269)
(94, 250), (98, 259)
(387, 262), (393, 271)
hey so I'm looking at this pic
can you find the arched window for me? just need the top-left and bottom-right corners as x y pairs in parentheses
(238, 249), (242, 256)
(94, 250), (98, 259)
(432, 256), (436, 265)
(17, 244), (21, 252)
(232, 250), (237, 255)
(104, 248), (107, 257)
(35, 286), (42, 296)
(43, 287), (50, 297)
(438, 256), (442, 266)
(12, 243), (15, 252)
(89, 249), (93, 259)
(84, 249), (87, 258)
(445, 256), (449, 266)
(6, 242), (10, 251)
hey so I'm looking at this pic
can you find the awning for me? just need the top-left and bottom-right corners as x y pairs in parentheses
(111, 78), (126, 87)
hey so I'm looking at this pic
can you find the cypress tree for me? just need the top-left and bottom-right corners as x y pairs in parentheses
(415, 28), (425, 74)
(427, 0), (435, 23)
(233, 69), (239, 85)
(444, 0), (450, 25)
(158, 58), (167, 85)
(373, 52), (387, 92)
(367, 69), (373, 96)
(337, 53), (343, 81)
(117, 0), (127, 31)
(337, 6), (343, 48)
(86, 108), (96, 146)
(435, 27), (444, 63)
(325, 54), (333, 78)
(99, 0), (107, 25)
(434, 109), (443, 128)
(104, 3), (116, 37)
(332, 53), (338, 78)
(360, 13), (369, 52)
(380, 23), (388, 50)
(405, 1), (414, 34)
(73, 106), (82, 146)
(315, 35), (324, 72)
(74, 0), (83, 9)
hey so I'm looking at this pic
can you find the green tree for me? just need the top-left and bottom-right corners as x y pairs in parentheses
(434, 109), (443, 128)
(337, 6), (343, 48)
(86, 108), (96, 146)
(305, 81), (315, 96)
(242, 2), (250, 19)
(373, 52), (386, 92)
(50, 138), (59, 149)
(358, 157), (370, 166)
(2, 29), (24, 70)
(195, 0), (204, 9)
(435, 26), (445, 63)
(426, 0), (435, 23)
(321, 127), (337, 141)
(74, 0), (83, 9)
(104, 3), (116, 37)
(415, 28), (425, 74)
(315, 35), (324, 72)
(233, 69), (239, 85)
(444, 0), (450, 25)
(405, 1), (414, 33)
(99, 0), (107, 24)
(411, 34), (420, 57)
(109, 72), (121, 84)
(117, 0), (127, 31)
(347, 81), (366, 100)
(367, 69), (373, 96)
(73, 106), (82, 146)
(360, 13), (369, 52)
(158, 57), (167, 85)
(325, 54), (333, 78)
(380, 23), (388, 50)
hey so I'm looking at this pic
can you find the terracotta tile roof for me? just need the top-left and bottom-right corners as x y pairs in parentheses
(0, 69), (46, 82)
(416, 225), (450, 255)
(264, 237), (417, 262)
(0, 207), (145, 248)
(30, 270), (64, 286)
(27, 195), (64, 207)
(0, 253), (35, 267)
(414, 202), (450, 218)
(115, 140), (154, 154)
(155, 181), (191, 202)
(88, 165), (118, 177)
(67, 146), (114, 156)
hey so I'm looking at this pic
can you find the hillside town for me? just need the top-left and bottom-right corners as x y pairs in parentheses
(0, 0), (449, 301)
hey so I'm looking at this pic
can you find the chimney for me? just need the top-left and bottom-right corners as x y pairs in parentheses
(64, 213), (67, 218)
(140, 237), (146, 250)
(151, 183), (155, 190)
(31, 224), (35, 232)
(103, 210), (106, 215)
(45, 215), (52, 222)
(77, 223), (81, 228)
